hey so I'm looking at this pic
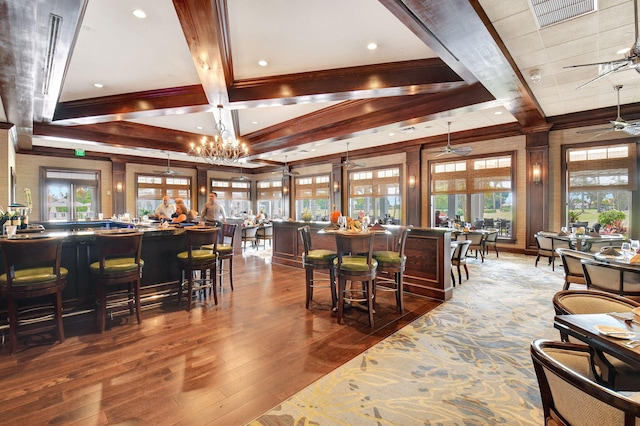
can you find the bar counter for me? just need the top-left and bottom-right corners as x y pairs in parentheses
(271, 220), (453, 301)
(0, 221), (192, 315)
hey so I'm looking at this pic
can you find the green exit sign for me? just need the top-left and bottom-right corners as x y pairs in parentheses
(75, 149), (85, 157)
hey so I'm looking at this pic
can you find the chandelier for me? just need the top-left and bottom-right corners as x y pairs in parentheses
(188, 105), (248, 165)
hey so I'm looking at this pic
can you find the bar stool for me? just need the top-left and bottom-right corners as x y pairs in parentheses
(89, 231), (144, 333)
(216, 223), (237, 291)
(177, 227), (218, 310)
(334, 232), (377, 327)
(372, 226), (410, 312)
(298, 225), (337, 309)
(0, 237), (67, 354)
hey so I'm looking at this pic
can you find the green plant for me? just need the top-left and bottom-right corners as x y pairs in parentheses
(568, 211), (582, 223)
(598, 210), (625, 226)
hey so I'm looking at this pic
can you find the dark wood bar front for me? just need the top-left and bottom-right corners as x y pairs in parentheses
(272, 221), (453, 301)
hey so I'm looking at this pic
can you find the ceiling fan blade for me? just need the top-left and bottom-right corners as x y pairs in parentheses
(574, 62), (629, 89)
(623, 123), (640, 135)
(563, 59), (628, 69)
(577, 126), (613, 134)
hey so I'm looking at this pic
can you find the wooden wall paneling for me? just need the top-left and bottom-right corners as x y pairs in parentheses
(112, 159), (126, 215)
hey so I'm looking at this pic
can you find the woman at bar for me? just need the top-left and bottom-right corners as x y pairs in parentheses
(171, 202), (196, 223)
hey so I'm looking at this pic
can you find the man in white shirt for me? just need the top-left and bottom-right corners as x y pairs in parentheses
(201, 192), (226, 226)
(154, 195), (175, 220)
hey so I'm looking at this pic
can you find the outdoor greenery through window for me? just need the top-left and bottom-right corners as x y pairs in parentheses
(566, 143), (636, 235)
(210, 179), (251, 218)
(43, 168), (100, 220)
(348, 167), (400, 224)
(257, 179), (283, 220)
(431, 154), (514, 237)
(294, 175), (330, 221)
(136, 174), (191, 217)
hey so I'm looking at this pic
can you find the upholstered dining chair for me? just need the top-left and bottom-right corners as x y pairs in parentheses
(256, 225), (273, 250)
(177, 227), (219, 311)
(0, 237), (67, 354)
(298, 225), (336, 310)
(90, 231), (144, 333)
(241, 226), (258, 251)
(535, 233), (571, 271)
(581, 259), (640, 300)
(372, 226), (411, 313)
(482, 230), (499, 258)
(334, 232), (377, 327)
(556, 248), (594, 290)
(530, 339), (640, 426)
(552, 289), (640, 390)
(465, 231), (486, 263)
(450, 240), (471, 287)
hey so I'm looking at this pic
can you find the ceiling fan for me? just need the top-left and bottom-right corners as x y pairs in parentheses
(342, 142), (365, 168)
(279, 155), (299, 177)
(231, 164), (250, 181)
(436, 122), (473, 157)
(577, 85), (640, 136)
(565, 0), (640, 89)
(153, 153), (184, 175)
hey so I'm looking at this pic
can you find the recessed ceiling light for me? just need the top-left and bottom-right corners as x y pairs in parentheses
(196, 126), (203, 130)
(252, 121), (258, 125)
(367, 42), (377, 50)
(617, 47), (631, 55)
(132, 9), (147, 19)
(388, 132), (395, 136)
(258, 60), (268, 67)
(93, 83), (103, 88)
(494, 111), (502, 115)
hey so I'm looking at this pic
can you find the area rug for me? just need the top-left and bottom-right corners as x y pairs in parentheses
(249, 252), (564, 425)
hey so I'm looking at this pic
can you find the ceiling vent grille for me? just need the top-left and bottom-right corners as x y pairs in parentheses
(529, 0), (596, 29)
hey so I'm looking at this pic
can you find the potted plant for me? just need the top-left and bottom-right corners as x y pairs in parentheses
(301, 210), (313, 222)
(568, 211), (581, 224)
(598, 210), (626, 234)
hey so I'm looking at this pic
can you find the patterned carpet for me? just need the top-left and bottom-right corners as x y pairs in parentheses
(249, 252), (565, 425)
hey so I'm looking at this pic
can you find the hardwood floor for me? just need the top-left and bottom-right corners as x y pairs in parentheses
(0, 251), (440, 425)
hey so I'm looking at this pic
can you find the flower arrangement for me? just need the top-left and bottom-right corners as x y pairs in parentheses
(598, 210), (627, 234)
(302, 210), (313, 222)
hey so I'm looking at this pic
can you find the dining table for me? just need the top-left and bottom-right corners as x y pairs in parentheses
(554, 313), (640, 370)
(594, 250), (640, 271)
(545, 232), (625, 252)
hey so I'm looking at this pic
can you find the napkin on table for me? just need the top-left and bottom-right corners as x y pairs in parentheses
(600, 247), (622, 256)
(630, 254), (640, 264)
(371, 222), (385, 231)
(558, 230), (569, 236)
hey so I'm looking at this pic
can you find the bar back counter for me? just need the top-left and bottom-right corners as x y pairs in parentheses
(271, 220), (453, 301)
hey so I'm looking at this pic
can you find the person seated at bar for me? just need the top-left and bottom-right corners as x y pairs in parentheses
(171, 202), (197, 223)
(154, 195), (175, 220)
(200, 192), (226, 227)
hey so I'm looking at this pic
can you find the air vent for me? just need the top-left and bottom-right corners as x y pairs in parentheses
(400, 126), (417, 134)
(529, 0), (596, 29)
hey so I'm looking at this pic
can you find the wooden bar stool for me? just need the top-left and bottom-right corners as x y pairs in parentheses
(298, 225), (337, 310)
(0, 237), (67, 354)
(89, 231), (144, 333)
(372, 226), (410, 312)
(334, 232), (377, 327)
(216, 224), (237, 291)
(177, 227), (218, 310)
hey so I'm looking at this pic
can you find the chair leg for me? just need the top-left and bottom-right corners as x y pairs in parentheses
(494, 245), (499, 257)
(366, 280), (374, 328)
(457, 264), (462, 285)
(535, 254), (540, 267)
(451, 269), (456, 287)
(305, 268), (313, 309)
(228, 258), (234, 291)
(210, 266), (218, 305)
(97, 285), (107, 333)
(563, 279), (570, 291)
(134, 278), (142, 324)
(7, 298), (18, 355)
(186, 268), (194, 312)
(396, 272), (404, 313)
(54, 291), (65, 343)
(463, 264), (469, 280)
(337, 277), (346, 324)
(330, 267), (337, 310)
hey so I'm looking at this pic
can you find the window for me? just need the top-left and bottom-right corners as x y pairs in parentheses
(257, 179), (284, 219)
(566, 143), (636, 234)
(431, 154), (514, 237)
(136, 174), (191, 217)
(348, 167), (401, 224)
(294, 175), (330, 220)
(42, 168), (100, 220)
(210, 179), (251, 218)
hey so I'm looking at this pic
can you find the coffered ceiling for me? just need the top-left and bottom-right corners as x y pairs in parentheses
(2, 0), (640, 171)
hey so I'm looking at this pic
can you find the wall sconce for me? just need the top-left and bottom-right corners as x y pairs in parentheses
(333, 181), (340, 193)
(408, 175), (416, 189)
(283, 185), (289, 195)
(200, 186), (206, 195)
(115, 181), (123, 193)
(532, 163), (542, 184)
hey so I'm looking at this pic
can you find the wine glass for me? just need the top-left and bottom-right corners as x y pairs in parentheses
(621, 242), (632, 258)
(631, 240), (640, 254)
(362, 215), (370, 231)
(337, 216), (346, 230)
